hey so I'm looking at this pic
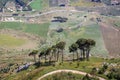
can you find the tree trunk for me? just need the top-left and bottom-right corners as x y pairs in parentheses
(86, 49), (90, 61)
(73, 52), (74, 61)
(34, 55), (36, 62)
(83, 49), (85, 59)
(49, 53), (54, 64)
(57, 50), (59, 62)
(45, 54), (47, 63)
(62, 50), (64, 63)
(39, 57), (40, 62)
(76, 51), (79, 61)
(53, 52), (56, 61)
(80, 50), (83, 59)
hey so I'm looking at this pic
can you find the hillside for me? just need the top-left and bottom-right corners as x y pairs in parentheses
(0, 0), (120, 80)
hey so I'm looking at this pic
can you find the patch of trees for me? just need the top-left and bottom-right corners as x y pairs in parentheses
(69, 38), (96, 61)
(52, 16), (68, 23)
(29, 38), (96, 65)
(29, 41), (66, 64)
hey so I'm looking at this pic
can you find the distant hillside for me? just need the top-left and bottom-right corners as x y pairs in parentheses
(0, 0), (11, 8)
(0, 0), (32, 11)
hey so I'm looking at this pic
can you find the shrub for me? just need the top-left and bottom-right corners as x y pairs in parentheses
(98, 68), (105, 74)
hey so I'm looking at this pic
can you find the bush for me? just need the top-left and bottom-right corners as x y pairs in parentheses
(98, 68), (105, 74)
(82, 74), (99, 80)
(107, 68), (120, 80)
(103, 64), (108, 69)
(90, 67), (97, 75)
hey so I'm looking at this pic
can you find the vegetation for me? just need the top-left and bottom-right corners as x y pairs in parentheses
(38, 41), (66, 63)
(30, 0), (49, 11)
(3, 56), (120, 80)
(0, 34), (26, 47)
(107, 68), (120, 80)
(0, 22), (50, 38)
(29, 50), (38, 62)
(41, 72), (98, 80)
(76, 38), (96, 61)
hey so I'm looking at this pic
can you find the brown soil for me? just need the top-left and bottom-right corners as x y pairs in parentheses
(99, 22), (120, 58)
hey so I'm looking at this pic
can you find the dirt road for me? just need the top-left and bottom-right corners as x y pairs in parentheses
(37, 69), (106, 80)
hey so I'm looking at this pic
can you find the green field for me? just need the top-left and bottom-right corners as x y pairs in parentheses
(0, 22), (50, 38)
(0, 34), (26, 47)
(30, 0), (49, 11)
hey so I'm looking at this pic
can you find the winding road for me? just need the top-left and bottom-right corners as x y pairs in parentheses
(37, 69), (106, 80)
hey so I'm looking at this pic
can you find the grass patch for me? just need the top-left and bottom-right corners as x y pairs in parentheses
(0, 22), (50, 38)
(0, 34), (26, 47)
(30, 0), (49, 11)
